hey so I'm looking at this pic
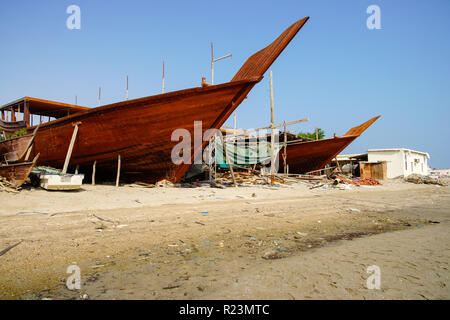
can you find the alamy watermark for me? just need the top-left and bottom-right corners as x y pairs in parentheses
(366, 265), (381, 290)
(66, 5), (81, 30)
(66, 264), (81, 290)
(366, 5), (381, 30)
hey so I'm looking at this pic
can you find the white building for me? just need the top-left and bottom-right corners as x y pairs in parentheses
(367, 148), (430, 178)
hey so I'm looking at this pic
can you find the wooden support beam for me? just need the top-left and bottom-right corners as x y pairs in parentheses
(92, 161), (97, 185)
(62, 122), (81, 174)
(10, 108), (16, 122)
(283, 120), (287, 174)
(116, 155), (121, 187)
(219, 133), (236, 187)
(223, 117), (309, 134)
(269, 70), (275, 185)
(24, 101), (30, 127)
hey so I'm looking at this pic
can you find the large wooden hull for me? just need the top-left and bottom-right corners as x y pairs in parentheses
(21, 17), (310, 183)
(283, 116), (380, 174)
(27, 80), (259, 182)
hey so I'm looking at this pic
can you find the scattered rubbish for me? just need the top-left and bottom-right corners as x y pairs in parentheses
(223, 229), (231, 234)
(195, 221), (205, 226)
(80, 294), (89, 300)
(0, 176), (19, 193)
(252, 193), (257, 198)
(91, 214), (118, 225)
(336, 176), (381, 186)
(296, 232), (308, 237)
(156, 179), (175, 187)
(0, 240), (23, 257)
(262, 249), (283, 260)
(250, 237), (257, 241)
(349, 208), (361, 213)
(215, 197), (224, 200)
(256, 227), (265, 231)
(201, 240), (211, 247)
(278, 247), (285, 251)
(126, 181), (155, 188)
(163, 284), (181, 290)
(168, 244), (179, 247)
(114, 224), (128, 229)
(405, 174), (448, 186)
(91, 264), (105, 269)
(416, 225), (425, 228)
(428, 220), (440, 224)
(338, 184), (354, 190)
(201, 211), (209, 214)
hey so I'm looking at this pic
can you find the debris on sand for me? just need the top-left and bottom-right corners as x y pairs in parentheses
(0, 240), (23, 257)
(156, 179), (175, 188)
(163, 284), (181, 290)
(262, 249), (284, 260)
(405, 174), (448, 186)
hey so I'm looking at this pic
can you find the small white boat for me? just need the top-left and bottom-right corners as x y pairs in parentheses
(32, 167), (84, 190)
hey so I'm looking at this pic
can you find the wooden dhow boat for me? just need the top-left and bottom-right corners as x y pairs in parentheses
(0, 17), (309, 183)
(0, 126), (41, 188)
(281, 116), (380, 174)
(0, 154), (40, 189)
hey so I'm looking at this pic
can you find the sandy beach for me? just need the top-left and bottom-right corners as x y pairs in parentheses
(0, 180), (449, 300)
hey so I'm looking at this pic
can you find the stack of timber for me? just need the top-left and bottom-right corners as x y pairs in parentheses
(0, 176), (19, 193)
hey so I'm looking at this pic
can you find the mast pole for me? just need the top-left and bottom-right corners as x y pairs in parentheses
(270, 70), (275, 184)
(211, 42), (214, 85)
(162, 61), (165, 93)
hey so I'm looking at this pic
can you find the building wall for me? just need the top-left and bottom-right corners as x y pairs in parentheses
(368, 150), (404, 178)
(368, 150), (429, 178)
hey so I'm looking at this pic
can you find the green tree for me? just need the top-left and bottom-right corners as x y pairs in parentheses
(297, 128), (325, 140)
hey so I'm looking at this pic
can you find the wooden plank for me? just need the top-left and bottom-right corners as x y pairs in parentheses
(62, 122), (81, 174)
(219, 133), (236, 186)
(269, 70), (275, 184)
(92, 160), (97, 185)
(116, 155), (121, 187)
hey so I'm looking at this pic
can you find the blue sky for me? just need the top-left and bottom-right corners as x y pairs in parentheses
(1, 0), (449, 168)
